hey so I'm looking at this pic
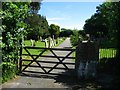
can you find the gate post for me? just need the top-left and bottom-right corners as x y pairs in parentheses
(75, 38), (82, 71)
(19, 39), (22, 73)
(75, 39), (99, 79)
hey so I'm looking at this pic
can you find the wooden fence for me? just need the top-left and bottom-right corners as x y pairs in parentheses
(99, 48), (117, 60)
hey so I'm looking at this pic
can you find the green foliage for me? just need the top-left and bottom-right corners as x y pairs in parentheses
(49, 24), (60, 39)
(40, 16), (49, 39)
(84, 2), (120, 57)
(1, 2), (30, 83)
(29, 2), (41, 14)
(59, 29), (73, 37)
(2, 62), (16, 83)
(78, 30), (88, 40)
(83, 2), (120, 75)
(26, 15), (49, 40)
(70, 30), (79, 46)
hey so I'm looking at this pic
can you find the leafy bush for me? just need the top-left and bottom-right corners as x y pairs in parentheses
(2, 62), (16, 83)
(1, 2), (29, 83)
(70, 30), (79, 46)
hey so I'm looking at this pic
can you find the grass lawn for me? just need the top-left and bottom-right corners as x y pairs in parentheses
(23, 40), (45, 55)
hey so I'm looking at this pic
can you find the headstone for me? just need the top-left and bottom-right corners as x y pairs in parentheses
(48, 37), (53, 48)
(45, 39), (48, 48)
(51, 38), (54, 47)
(30, 39), (34, 46)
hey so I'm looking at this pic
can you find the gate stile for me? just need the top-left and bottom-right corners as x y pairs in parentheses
(19, 46), (76, 75)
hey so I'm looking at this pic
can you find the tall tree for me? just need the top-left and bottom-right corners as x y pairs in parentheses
(84, 3), (110, 39)
(84, 2), (120, 74)
(49, 24), (60, 39)
(110, 2), (120, 65)
(26, 15), (49, 40)
(39, 16), (49, 39)
(29, 2), (41, 14)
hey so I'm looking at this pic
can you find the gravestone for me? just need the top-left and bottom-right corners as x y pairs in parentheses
(45, 39), (48, 48)
(30, 39), (34, 46)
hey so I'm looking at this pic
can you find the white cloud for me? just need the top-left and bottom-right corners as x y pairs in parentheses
(46, 17), (84, 30)
(47, 17), (65, 21)
(61, 23), (84, 30)
(46, 17), (63, 26)
(47, 19), (84, 30)
(48, 21), (60, 26)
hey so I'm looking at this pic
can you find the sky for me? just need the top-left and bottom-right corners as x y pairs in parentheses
(38, 2), (103, 30)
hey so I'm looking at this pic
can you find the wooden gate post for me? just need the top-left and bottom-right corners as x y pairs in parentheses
(75, 39), (99, 79)
(75, 38), (82, 71)
(19, 39), (22, 73)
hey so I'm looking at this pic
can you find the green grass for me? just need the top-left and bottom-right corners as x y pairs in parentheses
(24, 40), (45, 47)
(22, 39), (65, 60)
(22, 40), (45, 58)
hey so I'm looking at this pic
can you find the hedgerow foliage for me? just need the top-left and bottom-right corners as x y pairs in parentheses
(70, 30), (79, 46)
(1, 2), (29, 83)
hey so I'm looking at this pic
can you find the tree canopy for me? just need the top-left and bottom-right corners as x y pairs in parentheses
(83, 2), (120, 74)
(49, 24), (60, 39)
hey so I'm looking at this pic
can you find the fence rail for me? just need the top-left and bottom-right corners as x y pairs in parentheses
(99, 48), (117, 59)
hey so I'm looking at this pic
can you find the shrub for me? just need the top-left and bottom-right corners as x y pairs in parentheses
(1, 2), (29, 83)
(70, 30), (79, 46)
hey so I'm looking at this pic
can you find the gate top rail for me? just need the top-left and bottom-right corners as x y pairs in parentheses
(23, 46), (76, 51)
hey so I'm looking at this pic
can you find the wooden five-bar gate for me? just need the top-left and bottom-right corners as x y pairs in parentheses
(19, 46), (76, 75)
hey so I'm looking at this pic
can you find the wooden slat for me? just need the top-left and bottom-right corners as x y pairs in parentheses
(22, 54), (75, 59)
(23, 46), (76, 51)
(22, 59), (75, 65)
(22, 65), (74, 70)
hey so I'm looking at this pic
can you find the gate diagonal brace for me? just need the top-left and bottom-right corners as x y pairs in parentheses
(22, 48), (47, 73)
(50, 49), (68, 69)
(47, 49), (74, 73)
